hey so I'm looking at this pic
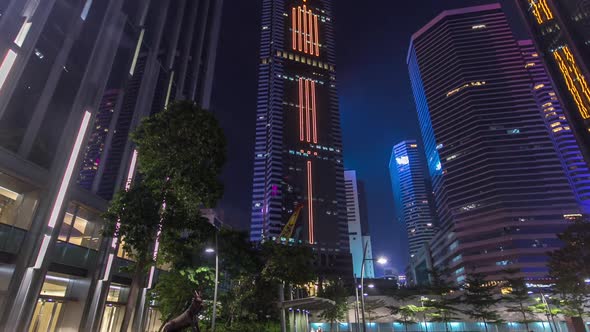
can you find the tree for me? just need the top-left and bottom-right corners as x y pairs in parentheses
(260, 242), (316, 286)
(530, 297), (562, 332)
(547, 220), (590, 321)
(150, 267), (215, 331)
(105, 100), (227, 331)
(387, 287), (420, 332)
(501, 269), (535, 332)
(318, 281), (348, 332)
(462, 273), (501, 332)
(388, 305), (420, 332)
(425, 268), (460, 332)
(132, 100), (227, 216)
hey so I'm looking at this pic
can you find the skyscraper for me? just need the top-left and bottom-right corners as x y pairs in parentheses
(389, 140), (437, 260)
(344, 170), (374, 278)
(408, 4), (581, 283)
(250, 0), (350, 275)
(520, 39), (590, 212)
(0, 0), (222, 330)
(515, 0), (590, 169)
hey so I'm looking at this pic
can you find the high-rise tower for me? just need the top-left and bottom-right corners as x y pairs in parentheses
(250, 0), (350, 275)
(389, 140), (437, 260)
(0, 0), (223, 330)
(520, 39), (590, 212)
(344, 170), (375, 278)
(408, 4), (581, 283)
(515, 0), (590, 169)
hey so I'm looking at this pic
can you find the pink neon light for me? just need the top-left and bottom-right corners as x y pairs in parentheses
(298, 7), (302, 51)
(307, 161), (314, 244)
(292, 7), (297, 51)
(311, 81), (317, 143)
(308, 10), (314, 56)
(305, 79), (311, 142)
(299, 78), (304, 141)
(303, 5), (308, 53)
(314, 14), (320, 56)
(48, 111), (92, 228)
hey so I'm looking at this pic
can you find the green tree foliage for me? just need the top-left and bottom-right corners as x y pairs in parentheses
(102, 184), (163, 266)
(132, 100), (227, 214)
(387, 287), (420, 332)
(104, 100), (227, 331)
(318, 281), (349, 331)
(462, 273), (501, 332)
(260, 242), (316, 286)
(501, 269), (535, 331)
(547, 219), (590, 318)
(150, 267), (215, 327)
(425, 268), (460, 332)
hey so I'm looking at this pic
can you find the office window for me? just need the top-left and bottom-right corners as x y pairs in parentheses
(57, 203), (101, 250)
(0, 173), (39, 230)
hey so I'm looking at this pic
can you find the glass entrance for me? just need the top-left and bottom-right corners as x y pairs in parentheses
(28, 299), (63, 332)
(100, 304), (124, 332)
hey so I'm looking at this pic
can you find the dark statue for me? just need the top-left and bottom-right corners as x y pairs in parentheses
(162, 291), (204, 332)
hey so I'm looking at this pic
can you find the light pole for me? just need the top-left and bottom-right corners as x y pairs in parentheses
(359, 240), (387, 332)
(204, 231), (219, 332)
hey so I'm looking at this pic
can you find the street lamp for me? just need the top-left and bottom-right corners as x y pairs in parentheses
(204, 234), (219, 332)
(359, 241), (387, 332)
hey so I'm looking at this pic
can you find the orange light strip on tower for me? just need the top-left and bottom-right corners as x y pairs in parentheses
(314, 14), (320, 56)
(529, 0), (554, 24)
(305, 79), (311, 142)
(308, 10), (314, 56)
(303, 5), (308, 54)
(311, 80), (317, 143)
(291, 6), (320, 57)
(299, 78), (304, 141)
(307, 161), (314, 244)
(553, 46), (590, 119)
(292, 7), (297, 51)
(297, 7), (302, 51)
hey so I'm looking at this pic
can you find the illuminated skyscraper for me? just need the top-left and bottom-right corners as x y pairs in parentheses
(345, 170), (374, 278)
(515, 0), (590, 169)
(408, 4), (581, 283)
(250, 0), (350, 275)
(389, 140), (437, 260)
(0, 0), (222, 330)
(520, 39), (590, 212)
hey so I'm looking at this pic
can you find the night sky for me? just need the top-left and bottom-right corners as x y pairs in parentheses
(211, 0), (525, 275)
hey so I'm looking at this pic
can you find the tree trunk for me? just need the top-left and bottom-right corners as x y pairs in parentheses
(120, 261), (145, 332)
(483, 319), (488, 332)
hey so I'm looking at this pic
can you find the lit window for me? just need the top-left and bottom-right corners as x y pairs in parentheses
(534, 83), (545, 90)
(525, 62), (535, 68)
(471, 24), (486, 30)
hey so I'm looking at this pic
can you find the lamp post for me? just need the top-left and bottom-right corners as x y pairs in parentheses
(204, 231), (219, 332)
(359, 240), (387, 332)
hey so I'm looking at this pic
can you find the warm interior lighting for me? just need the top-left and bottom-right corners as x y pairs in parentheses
(0, 185), (19, 201)
(0, 50), (18, 91)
